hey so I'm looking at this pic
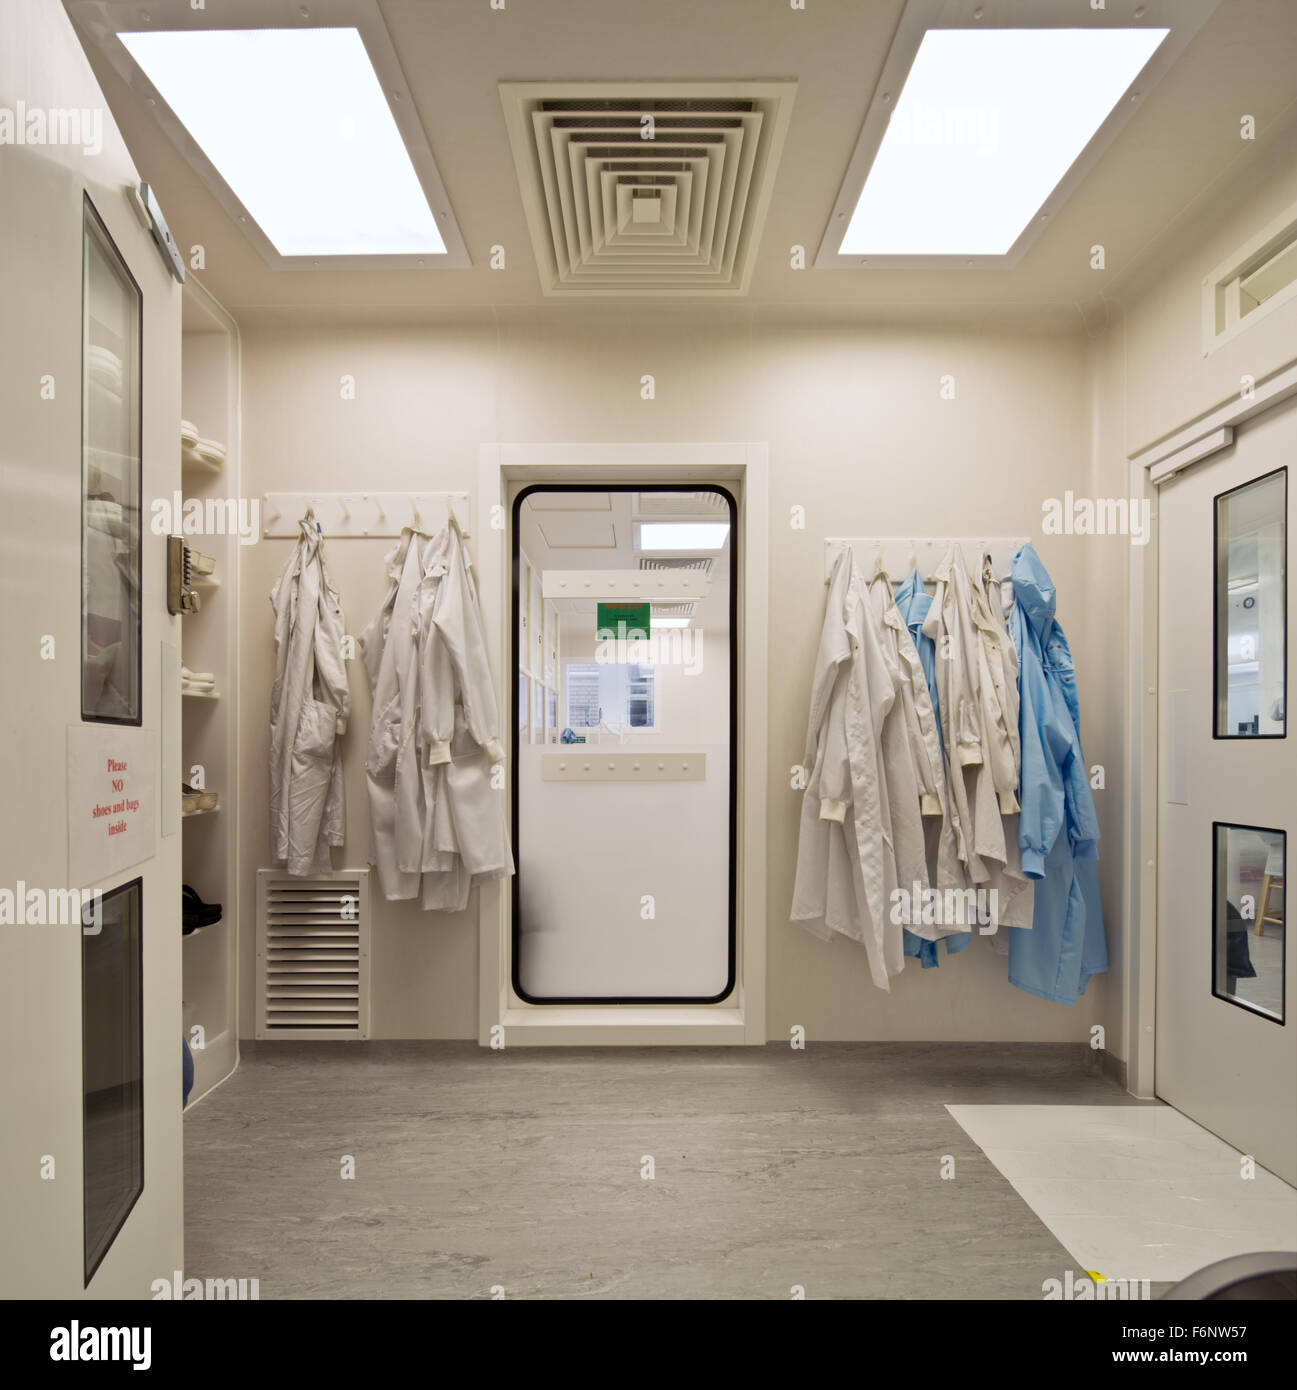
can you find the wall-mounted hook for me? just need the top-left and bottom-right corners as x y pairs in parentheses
(410, 497), (423, 530)
(337, 496), (351, 522)
(265, 495), (282, 524)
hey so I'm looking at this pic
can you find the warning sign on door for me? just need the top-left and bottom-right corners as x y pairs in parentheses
(67, 725), (155, 887)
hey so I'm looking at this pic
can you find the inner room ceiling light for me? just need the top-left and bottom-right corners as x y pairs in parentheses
(651, 617), (691, 629)
(637, 523), (731, 552)
(118, 26), (445, 257)
(842, 27), (1169, 256)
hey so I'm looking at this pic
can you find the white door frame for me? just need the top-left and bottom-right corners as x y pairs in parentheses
(1125, 358), (1297, 1097)
(475, 443), (768, 1046)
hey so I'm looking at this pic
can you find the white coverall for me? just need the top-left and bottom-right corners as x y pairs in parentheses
(269, 520), (350, 876)
(792, 548), (964, 989)
(922, 544), (1033, 931)
(359, 523), (511, 908)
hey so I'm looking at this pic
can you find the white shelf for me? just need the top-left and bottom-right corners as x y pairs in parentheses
(182, 688), (220, 700)
(181, 439), (227, 473)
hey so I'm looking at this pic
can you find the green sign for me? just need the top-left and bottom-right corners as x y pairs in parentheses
(596, 601), (650, 640)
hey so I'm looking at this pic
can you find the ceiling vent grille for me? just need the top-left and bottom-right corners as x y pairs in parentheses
(634, 491), (730, 516)
(500, 82), (796, 296)
(255, 870), (370, 1040)
(639, 556), (715, 578)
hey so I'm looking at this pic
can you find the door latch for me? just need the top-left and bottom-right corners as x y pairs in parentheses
(167, 535), (201, 615)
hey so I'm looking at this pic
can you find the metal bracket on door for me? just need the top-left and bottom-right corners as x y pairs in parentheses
(126, 182), (186, 284)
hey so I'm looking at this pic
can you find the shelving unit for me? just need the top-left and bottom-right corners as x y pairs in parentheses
(518, 547), (561, 745)
(179, 277), (241, 1105)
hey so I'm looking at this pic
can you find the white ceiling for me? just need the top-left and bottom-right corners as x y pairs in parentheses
(71, 0), (1297, 327)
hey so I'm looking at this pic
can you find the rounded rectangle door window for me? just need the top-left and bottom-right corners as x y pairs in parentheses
(512, 484), (736, 1003)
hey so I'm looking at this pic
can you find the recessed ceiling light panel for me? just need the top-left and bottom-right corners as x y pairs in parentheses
(817, 0), (1221, 268)
(66, 0), (469, 270)
(119, 26), (442, 257)
(637, 523), (731, 553)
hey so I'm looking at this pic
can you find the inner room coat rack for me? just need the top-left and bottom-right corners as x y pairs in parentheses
(824, 537), (1031, 584)
(261, 491), (471, 539)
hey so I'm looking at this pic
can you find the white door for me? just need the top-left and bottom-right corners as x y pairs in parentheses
(511, 485), (736, 1002)
(0, 1), (184, 1294)
(1156, 397), (1294, 1184)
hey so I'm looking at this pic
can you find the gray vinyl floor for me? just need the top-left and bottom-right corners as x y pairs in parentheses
(183, 1041), (1153, 1300)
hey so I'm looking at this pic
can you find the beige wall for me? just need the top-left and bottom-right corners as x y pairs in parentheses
(1103, 107), (1297, 457)
(233, 104), (1297, 1051)
(237, 313), (1120, 1045)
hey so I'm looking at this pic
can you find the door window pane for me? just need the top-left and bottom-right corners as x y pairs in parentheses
(515, 486), (734, 1001)
(1213, 823), (1285, 1023)
(82, 877), (144, 1283)
(564, 660), (656, 731)
(82, 197), (142, 724)
(1215, 468), (1286, 738)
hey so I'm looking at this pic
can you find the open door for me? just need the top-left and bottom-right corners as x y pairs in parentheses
(0, 0), (184, 1295)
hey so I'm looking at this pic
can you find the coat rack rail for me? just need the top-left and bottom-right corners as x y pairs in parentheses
(262, 491), (471, 539)
(824, 537), (1030, 584)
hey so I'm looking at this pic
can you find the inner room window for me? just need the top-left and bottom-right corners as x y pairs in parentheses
(565, 660), (656, 731)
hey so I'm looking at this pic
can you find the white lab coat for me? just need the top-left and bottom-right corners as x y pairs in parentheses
(359, 524), (511, 908)
(793, 548), (966, 988)
(922, 544), (1033, 932)
(360, 529), (424, 900)
(269, 520), (350, 876)
(923, 543), (1007, 881)
(867, 571), (967, 940)
(791, 546), (864, 946)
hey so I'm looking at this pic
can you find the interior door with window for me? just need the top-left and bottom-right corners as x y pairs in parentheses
(511, 485), (736, 1003)
(0, 0), (184, 1295)
(1156, 399), (1294, 1184)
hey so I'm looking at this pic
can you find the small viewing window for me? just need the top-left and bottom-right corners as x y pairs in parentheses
(82, 876), (144, 1283)
(1213, 823), (1285, 1024)
(1214, 468), (1286, 738)
(565, 661), (656, 731)
(82, 195), (142, 725)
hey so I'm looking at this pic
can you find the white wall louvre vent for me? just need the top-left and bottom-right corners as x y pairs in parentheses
(638, 556), (715, 579)
(256, 869), (370, 1041)
(633, 490), (730, 516)
(500, 82), (795, 297)
(1203, 197), (1297, 354)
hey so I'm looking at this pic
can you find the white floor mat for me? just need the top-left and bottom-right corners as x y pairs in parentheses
(947, 1104), (1297, 1284)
